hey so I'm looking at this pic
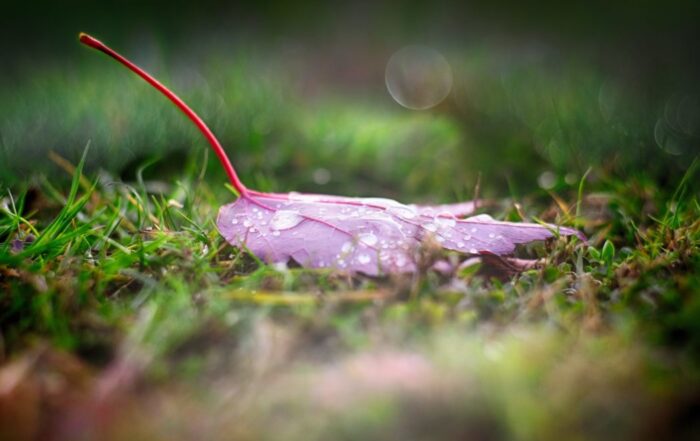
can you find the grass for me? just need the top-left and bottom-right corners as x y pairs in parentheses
(1, 39), (700, 440)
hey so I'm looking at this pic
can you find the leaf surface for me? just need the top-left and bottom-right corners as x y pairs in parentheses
(217, 192), (583, 275)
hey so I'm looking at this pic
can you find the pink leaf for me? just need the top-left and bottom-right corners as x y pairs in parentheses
(216, 192), (583, 275)
(411, 200), (478, 218)
(81, 34), (585, 276)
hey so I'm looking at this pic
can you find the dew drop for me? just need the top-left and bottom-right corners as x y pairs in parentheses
(436, 216), (456, 227)
(231, 219), (238, 225)
(463, 234), (472, 241)
(243, 220), (252, 228)
(457, 242), (465, 247)
(358, 254), (371, 264)
(270, 210), (304, 230)
(272, 230), (280, 237)
(469, 248), (478, 254)
(488, 233), (496, 238)
(424, 223), (438, 232)
(341, 242), (354, 253)
(387, 205), (417, 219)
(359, 232), (378, 246)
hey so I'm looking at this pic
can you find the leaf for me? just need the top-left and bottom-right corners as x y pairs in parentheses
(80, 33), (585, 276)
(217, 192), (583, 275)
(601, 239), (615, 265)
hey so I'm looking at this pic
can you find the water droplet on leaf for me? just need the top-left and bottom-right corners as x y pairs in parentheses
(270, 210), (304, 230)
(436, 216), (456, 227)
(424, 223), (438, 232)
(359, 232), (378, 246)
(387, 205), (417, 219)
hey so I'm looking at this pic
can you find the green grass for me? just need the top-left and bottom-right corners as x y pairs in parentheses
(1, 40), (700, 440)
(1, 145), (698, 439)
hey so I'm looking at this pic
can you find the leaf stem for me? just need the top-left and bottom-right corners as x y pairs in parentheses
(78, 33), (249, 196)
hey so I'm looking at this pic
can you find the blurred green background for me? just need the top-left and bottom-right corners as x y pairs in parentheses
(1, 0), (699, 197)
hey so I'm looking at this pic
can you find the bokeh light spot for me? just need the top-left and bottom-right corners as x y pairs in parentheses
(312, 167), (331, 185)
(654, 119), (683, 156)
(537, 171), (556, 190)
(385, 45), (453, 110)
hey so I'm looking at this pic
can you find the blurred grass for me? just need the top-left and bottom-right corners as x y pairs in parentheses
(2, 37), (697, 197)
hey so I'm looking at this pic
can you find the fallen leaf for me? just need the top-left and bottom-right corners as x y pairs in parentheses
(218, 193), (582, 275)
